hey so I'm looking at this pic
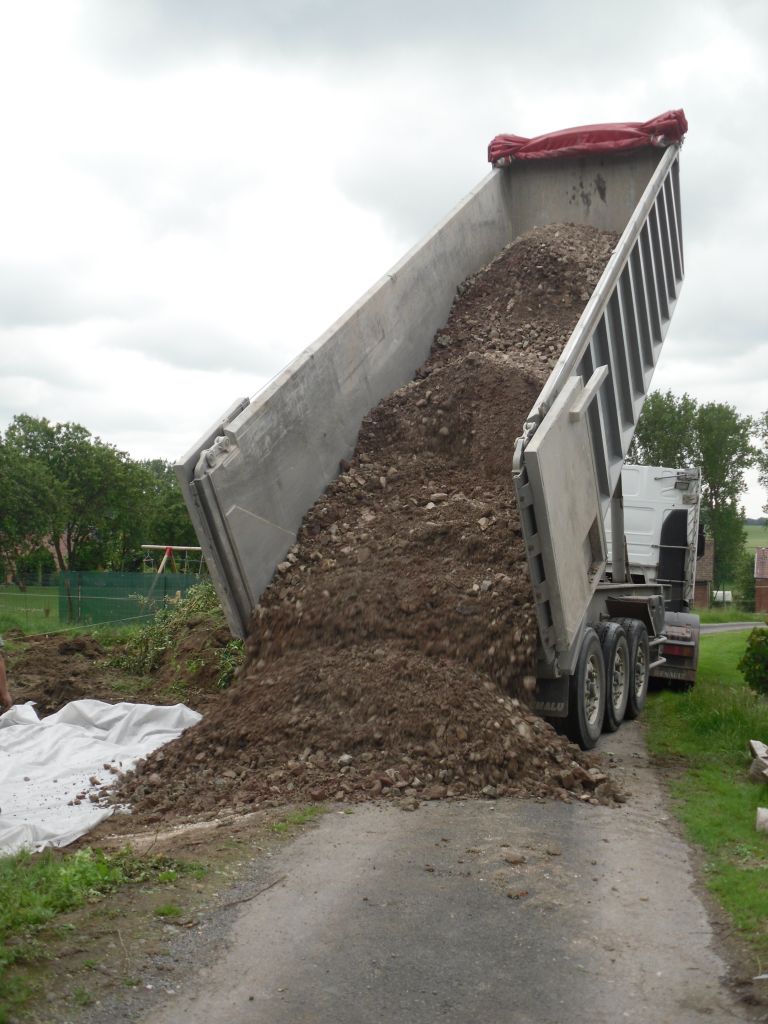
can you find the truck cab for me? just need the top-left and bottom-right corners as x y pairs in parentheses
(609, 464), (702, 688)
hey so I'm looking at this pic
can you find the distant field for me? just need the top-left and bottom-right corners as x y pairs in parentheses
(0, 585), (60, 633)
(745, 524), (768, 553)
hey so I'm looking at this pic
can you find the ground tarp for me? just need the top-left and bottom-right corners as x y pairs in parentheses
(0, 700), (201, 855)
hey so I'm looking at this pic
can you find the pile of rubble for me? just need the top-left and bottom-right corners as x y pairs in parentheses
(115, 224), (623, 823)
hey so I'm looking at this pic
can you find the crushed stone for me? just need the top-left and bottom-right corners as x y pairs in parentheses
(114, 224), (623, 822)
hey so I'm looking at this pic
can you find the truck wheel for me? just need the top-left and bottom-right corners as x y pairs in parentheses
(564, 628), (606, 750)
(618, 619), (650, 719)
(596, 622), (629, 733)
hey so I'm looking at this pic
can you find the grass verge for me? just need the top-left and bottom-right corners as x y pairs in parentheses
(271, 805), (326, 834)
(698, 608), (766, 624)
(0, 847), (201, 1022)
(645, 630), (768, 967)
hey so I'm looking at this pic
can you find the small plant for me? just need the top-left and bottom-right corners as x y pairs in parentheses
(738, 629), (768, 696)
(72, 986), (94, 1007)
(217, 637), (244, 689)
(270, 805), (325, 834)
(154, 903), (183, 918)
(167, 679), (191, 703)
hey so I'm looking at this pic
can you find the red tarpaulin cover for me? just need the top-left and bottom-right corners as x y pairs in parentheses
(487, 110), (688, 166)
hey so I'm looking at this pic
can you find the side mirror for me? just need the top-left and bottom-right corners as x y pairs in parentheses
(697, 523), (706, 559)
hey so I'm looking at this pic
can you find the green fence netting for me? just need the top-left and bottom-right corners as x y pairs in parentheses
(58, 572), (202, 626)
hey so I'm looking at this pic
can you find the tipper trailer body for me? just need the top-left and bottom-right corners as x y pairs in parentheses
(177, 136), (687, 748)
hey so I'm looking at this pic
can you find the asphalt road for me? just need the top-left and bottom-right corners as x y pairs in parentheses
(137, 723), (756, 1024)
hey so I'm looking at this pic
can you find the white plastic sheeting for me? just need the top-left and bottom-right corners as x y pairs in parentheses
(0, 700), (201, 856)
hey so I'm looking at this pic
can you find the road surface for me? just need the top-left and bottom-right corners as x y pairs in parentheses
(131, 722), (757, 1024)
(701, 622), (766, 635)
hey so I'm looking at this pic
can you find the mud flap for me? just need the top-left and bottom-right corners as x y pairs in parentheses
(532, 676), (570, 719)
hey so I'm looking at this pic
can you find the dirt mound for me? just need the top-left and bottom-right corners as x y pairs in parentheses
(115, 223), (621, 821)
(122, 642), (616, 820)
(7, 627), (228, 717)
(9, 634), (116, 715)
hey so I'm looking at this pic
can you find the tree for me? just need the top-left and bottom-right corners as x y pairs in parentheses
(630, 392), (760, 589)
(3, 415), (151, 572)
(695, 401), (757, 588)
(759, 410), (768, 515)
(0, 434), (63, 584)
(138, 460), (198, 551)
(629, 391), (699, 467)
(696, 401), (756, 511)
(2, 416), (199, 577)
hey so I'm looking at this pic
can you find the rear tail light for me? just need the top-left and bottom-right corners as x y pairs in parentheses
(662, 643), (694, 658)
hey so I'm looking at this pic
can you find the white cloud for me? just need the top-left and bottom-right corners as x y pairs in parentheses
(0, 0), (765, 521)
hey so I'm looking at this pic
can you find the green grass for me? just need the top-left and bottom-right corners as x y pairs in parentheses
(270, 805), (326, 834)
(0, 585), (60, 633)
(0, 847), (200, 1021)
(698, 608), (766, 624)
(153, 903), (183, 918)
(72, 985), (94, 1007)
(645, 630), (768, 964)
(745, 524), (768, 554)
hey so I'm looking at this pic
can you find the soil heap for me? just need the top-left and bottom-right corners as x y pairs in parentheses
(116, 223), (621, 823)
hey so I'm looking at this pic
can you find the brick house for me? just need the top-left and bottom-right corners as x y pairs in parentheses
(694, 536), (714, 608)
(756, 547), (768, 614)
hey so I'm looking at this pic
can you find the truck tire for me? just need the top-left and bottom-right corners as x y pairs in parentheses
(596, 622), (629, 733)
(617, 618), (650, 719)
(564, 628), (606, 750)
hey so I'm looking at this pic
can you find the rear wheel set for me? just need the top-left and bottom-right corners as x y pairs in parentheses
(565, 618), (649, 749)
(596, 622), (629, 733)
(617, 618), (650, 719)
(564, 628), (606, 750)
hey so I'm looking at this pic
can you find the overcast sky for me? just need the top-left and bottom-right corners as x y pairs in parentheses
(1, 0), (766, 514)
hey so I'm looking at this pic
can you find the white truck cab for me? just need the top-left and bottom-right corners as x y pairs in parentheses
(607, 465), (702, 688)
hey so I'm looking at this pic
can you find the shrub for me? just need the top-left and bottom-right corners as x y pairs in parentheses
(111, 580), (243, 687)
(738, 629), (768, 696)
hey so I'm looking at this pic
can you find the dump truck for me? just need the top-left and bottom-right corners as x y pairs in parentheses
(177, 112), (689, 749)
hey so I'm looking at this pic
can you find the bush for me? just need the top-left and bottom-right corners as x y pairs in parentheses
(111, 580), (243, 687)
(738, 629), (768, 695)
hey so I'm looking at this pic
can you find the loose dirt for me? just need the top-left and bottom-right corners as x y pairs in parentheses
(4, 629), (226, 717)
(114, 223), (622, 824)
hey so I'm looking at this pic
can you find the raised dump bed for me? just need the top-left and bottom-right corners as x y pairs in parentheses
(177, 115), (688, 748)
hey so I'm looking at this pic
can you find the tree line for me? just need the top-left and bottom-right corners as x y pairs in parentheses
(629, 392), (768, 591)
(0, 414), (197, 582)
(2, 398), (766, 593)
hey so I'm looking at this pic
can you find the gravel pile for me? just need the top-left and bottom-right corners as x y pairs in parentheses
(115, 224), (621, 823)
